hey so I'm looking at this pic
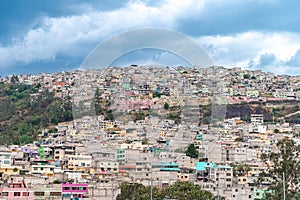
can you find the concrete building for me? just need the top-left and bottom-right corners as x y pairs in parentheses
(0, 179), (34, 200)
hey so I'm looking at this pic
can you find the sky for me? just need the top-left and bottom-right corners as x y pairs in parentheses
(1, 0), (300, 76)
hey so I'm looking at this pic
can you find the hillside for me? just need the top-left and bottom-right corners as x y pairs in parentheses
(200, 101), (300, 124)
(0, 81), (72, 145)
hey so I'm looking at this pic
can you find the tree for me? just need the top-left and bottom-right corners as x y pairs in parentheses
(235, 137), (245, 142)
(141, 138), (149, 145)
(161, 181), (217, 200)
(244, 164), (251, 174)
(116, 183), (159, 200)
(185, 144), (199, 159)
(259, 137), (300, 200)
(164, 102), (169, 110)
(116, 181), (218, 200)
(243, 74), (250, 79)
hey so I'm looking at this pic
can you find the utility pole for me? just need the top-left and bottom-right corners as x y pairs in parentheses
(283, 143), (286, 200)
(150, 179), (153, 200)
(217, 173), (220, 200)
(111, 181), (114, 200)
(283, 172), (286, 200)
(26, 183), (28, 200)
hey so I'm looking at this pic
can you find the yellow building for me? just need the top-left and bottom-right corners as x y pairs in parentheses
(0, 149), (21, 176)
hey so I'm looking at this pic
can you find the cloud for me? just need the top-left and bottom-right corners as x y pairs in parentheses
(110, 49), (192, 67)
(0, 0), (204, 72)
(197, 31), (300, 74)
(2, 0), (300, 75)
(178, 0), (300, 36)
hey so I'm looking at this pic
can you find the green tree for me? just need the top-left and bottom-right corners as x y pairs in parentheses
(243, 74), (250, 79)
(230, 163), (237, 177)
(260, 137), (300, 200)
(116, 181), (218, 200)
(161, 181), (217, 200)
(116, 183), (159, 200)
(164, 102), (169, 110)
(245, 164), (251, 174)
(185, 144), (199, 159)
(0, 83), (73, 145)
(235, 137), (245, 142)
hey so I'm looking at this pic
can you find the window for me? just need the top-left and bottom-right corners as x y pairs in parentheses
(4, 160), (10, 164)
(2, 192), (8, 196)
(14, 192), (21, 196)
(72, 187), (77, 190)
(249, 195), (252, 198)
(5, 155), (10, 159)
(22, 192), (29, 196)
(50, 192), (61, 196)
(63, 187), (70, 191)
(34, 192), (45, 196)
(34, 167), (38, 171)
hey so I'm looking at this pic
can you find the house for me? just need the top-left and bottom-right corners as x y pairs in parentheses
(33, 186), (62, 200)
(177, 168), (196, 182)
(65, 154), (92, 171)
(249, 114), (267, 134)
(196, 162), (233, 188)
(99, 161), (119, 173)
(0, 149), (21, 178)
(0, 150), (12, 168)
(0, 179), (34, 200)
(30, 160), (60, 177)
(62, 183), (89, 199)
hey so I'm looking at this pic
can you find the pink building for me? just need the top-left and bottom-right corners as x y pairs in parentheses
(62, 183), (89, 199)
(0, 179), (34, 200)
